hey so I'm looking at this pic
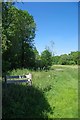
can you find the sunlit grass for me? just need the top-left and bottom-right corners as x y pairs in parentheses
(3, 65), (78, 118)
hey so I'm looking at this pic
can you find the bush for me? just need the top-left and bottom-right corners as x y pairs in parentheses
(41, 49), (52, 70)
(68, 61), (76, 65)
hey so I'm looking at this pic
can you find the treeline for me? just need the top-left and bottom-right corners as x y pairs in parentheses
(53, 51), (80, 65)
(2, 2), (52, 73)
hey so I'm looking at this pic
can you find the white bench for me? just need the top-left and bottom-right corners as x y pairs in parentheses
(5, 73), (32, 86)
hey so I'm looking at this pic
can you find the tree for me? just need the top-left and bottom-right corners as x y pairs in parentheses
(33, 47), (41, 70)
(2, 2), (36, 72)
(41, 49), (52, 70)
(2, 2), (15, 71)
(58, 54), (68, 65)
(52, 56), (60, 65)
(69, 51), (78, 64)
(52, 51), (79, 65)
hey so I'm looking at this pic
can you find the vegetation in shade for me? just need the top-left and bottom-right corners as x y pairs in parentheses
(2, 65), (78, 118)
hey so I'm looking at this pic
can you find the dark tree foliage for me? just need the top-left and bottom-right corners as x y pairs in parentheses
(2, 2), (36, 73)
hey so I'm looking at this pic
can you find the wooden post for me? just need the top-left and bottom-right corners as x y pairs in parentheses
(5, 75), (7, 87)
(28, 80), (32, 86)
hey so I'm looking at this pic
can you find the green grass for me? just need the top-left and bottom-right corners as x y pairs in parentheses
(2, 65), (78, 118)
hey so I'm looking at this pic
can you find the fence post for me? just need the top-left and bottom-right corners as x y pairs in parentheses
(28, 80), (32, 86)
(5, 75), (7, 87)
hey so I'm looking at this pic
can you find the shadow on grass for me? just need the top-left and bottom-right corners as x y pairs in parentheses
(2, 83), (53, 119)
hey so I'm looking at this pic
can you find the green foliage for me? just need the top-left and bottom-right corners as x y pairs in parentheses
(3, 65), (78, 118)
(52, 56), (60, 65)
(59, 54), (68, 65)
(41, 49), (52, 70)
(68, 60), (76, 65)
(53, 51), (79, 65)
(33, 47), (40, 60)
(2, 2), (36, 72)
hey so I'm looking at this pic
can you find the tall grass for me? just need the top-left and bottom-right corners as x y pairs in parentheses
(2, 65), (78, 118)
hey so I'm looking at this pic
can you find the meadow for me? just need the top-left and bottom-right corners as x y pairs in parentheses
(2, 65), (78, 118)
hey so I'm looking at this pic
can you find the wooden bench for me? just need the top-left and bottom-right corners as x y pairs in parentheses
(5, 73), (32, 86)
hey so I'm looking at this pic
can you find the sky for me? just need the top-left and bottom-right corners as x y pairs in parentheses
(15, 2), (78, 56)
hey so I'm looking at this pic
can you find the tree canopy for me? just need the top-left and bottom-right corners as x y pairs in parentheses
(52, 51), (79, 65)
(2, 2), (36, 72)
(41, 49), (52, 70)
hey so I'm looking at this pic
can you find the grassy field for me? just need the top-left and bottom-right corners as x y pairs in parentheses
(2, 65), (78, 118)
